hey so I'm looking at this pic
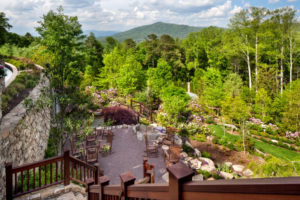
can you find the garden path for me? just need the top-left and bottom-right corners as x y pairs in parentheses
(98, 127), (167, 184)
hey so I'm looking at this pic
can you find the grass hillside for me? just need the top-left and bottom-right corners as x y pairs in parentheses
(98, 22), (204, 43)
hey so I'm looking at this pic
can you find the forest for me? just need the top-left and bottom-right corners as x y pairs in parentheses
(0, 6), (300, 177)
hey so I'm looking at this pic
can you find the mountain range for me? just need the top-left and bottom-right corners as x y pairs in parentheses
(96, 22), (205, 43)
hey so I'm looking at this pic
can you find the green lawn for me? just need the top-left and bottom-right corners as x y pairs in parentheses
(208, 124), (300, 161)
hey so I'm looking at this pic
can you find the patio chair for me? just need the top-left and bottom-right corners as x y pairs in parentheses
(166, 127), (178, 145)
(144, 134), (158, 157)
(163, 145), (181, 166)
(86, 133), (97, 147)
(86, 146), (99, 163)
(70, 137), (83, 158)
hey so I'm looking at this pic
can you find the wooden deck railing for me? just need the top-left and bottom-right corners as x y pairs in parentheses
(130, 99), (153, 123)
(87, 162), (300, 200)
(5, 150), (100, 200)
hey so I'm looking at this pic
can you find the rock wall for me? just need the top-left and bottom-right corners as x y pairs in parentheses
(0, 78), (4, 120)
(0, 74), (51, 199)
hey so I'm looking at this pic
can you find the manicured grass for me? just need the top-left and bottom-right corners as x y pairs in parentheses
(208, 124), (300, 161)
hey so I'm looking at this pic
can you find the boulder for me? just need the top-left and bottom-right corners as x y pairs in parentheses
(180, 152), (188, 159)
(185, 141), (194, 149)
(224, 161), (232, 168)
(271, 139), (278, 144)
(219, 171), (234, 179)
(174, 135), (183, 146)
(199, 157), (216, 173)
(192, 174), (204, 181)
(194, 148), (201, 157)
(232, 165), (245, 173)
(185, 157), (193, 162)
(136, 131), (144, 141)
(189, 159), (202, 170)
(243, 169), (254, 177)
(162, 172), (169, 183)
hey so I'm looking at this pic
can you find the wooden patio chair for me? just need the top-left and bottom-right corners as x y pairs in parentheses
(163, 145), (181, 166)
(166, 127), (178, 145)
(86, 146), (99, 163)
(144, 134), (158, 157)
(86, 133), (97, 147)
(70, 137), (83, 158)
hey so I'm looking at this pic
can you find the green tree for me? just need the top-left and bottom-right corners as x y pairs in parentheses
(203, 68), (224, 113)
(116, 54), (145, 96)
(85, 32), (104, 76)
(147, 58), (173, 96)
(36, 6), (84, 152)
(283, 79), (300, 132)
(223, 73), (243, 97)
(254, 88), (272, 122)
(0, 12), (12, 45)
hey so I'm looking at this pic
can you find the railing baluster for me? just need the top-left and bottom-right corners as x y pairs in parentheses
(56, 161), (58, 182)
(61, 160), (63, 180)
(39, 166), (41, 187)
(76, 163), (78, 179)
(50, 163), (53, 184)
(80, 165), (82, 181)
(21, 171), (23, 193)
(44, 164), (47, 186)
(84, 165), (86, 182)
(27, 169), (29, 191)
(33, 168), (35, 189)
(14, 172), (17, 194)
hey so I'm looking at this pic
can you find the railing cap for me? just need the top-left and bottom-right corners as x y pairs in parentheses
(167, 162), (194, 180)
(120, 171), (136, 184)
(99, 175), (110, 184)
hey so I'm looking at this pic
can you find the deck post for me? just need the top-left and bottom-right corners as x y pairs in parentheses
(130, 99), (133, 108)
(120, 171), (136, 200)
(150, 108), (153, 123)
(5, 162), (13, 200)
(94, 163), (101, 184)
(99, 176), (110, 200)
(167, 162), (194, 200)
(64, 150), (70, 186)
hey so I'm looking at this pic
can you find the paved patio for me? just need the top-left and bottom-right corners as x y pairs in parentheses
(98, 126), (167, 184)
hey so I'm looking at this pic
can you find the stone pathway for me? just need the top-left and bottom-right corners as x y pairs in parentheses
(98, 127), (167, 184)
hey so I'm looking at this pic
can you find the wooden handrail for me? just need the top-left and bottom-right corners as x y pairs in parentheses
(5, 150), (100, 200)
(87, 162), (300, 200)
(130, 99), (153, 123)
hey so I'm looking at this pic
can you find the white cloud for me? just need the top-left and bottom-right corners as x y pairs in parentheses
(268, 0), (280, 3)
(1, 0), (290, 35)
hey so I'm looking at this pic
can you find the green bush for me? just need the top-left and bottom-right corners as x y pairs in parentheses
(202, 151), (211, 158)
(25, 80), (36, 88)
(212, 172), (223, 180)
(206, 117), (214, 124)
(197, 169), (211, 179)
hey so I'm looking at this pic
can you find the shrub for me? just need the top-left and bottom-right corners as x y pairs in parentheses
(212, 172), (224, 180)
(197, 169), (211, 179)
(206, 117), (214, 124)
(202, 151), (211, 158)
(182, 144), (194, 155)
(25, 80), (36, 88)
(101, 106), (138, 125)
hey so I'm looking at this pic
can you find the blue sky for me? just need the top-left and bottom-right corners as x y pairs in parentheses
(0, 0), (299, 35)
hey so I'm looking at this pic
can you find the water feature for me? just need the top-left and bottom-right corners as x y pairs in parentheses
(4, 65), (12, 82)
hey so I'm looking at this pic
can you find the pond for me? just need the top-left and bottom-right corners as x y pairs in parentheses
(4, 65), (12, 82)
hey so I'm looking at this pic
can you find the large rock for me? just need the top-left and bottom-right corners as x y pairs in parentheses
(162, 172), (169, 183)
(243, 169), (254, 177)
(219, 171), (234, 179)
(189, 159), (202, 170)
(180, 152), (188, 159)
(194, 148), (201, 157)
(185, 141), (194, 149)
(174, 135), (183, 146)
(192, 174), (204, 181)
(199, 157), (216, 173)
(224, 161), (232, 168)
(232, 165), (245, 173)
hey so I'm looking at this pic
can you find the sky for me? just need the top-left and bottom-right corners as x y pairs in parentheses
(0, 0), (299, 35)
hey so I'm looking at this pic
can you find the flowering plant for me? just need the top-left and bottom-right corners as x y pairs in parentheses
(0, 65), (6, 78)
(286, 131), (299, 139)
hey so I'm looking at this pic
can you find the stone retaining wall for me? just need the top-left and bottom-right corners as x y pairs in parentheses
(0, 73), (51, 199)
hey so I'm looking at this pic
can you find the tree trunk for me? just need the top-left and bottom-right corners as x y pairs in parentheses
(255, 34), (258, 92)
(290, 37), (293, 83)
(242, 121), (246, 155)
(280, 44), (284, 95)
(246, 35), (252, 90)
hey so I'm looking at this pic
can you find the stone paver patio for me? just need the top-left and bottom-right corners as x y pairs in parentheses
(98, 127), (167, 184)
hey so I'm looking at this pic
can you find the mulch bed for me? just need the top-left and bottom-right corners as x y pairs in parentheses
(2, 88), (32, 116)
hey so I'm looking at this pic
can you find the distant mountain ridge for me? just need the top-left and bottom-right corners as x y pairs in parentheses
(84, 30), (120, 37)
(98, 22), (205, 43)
